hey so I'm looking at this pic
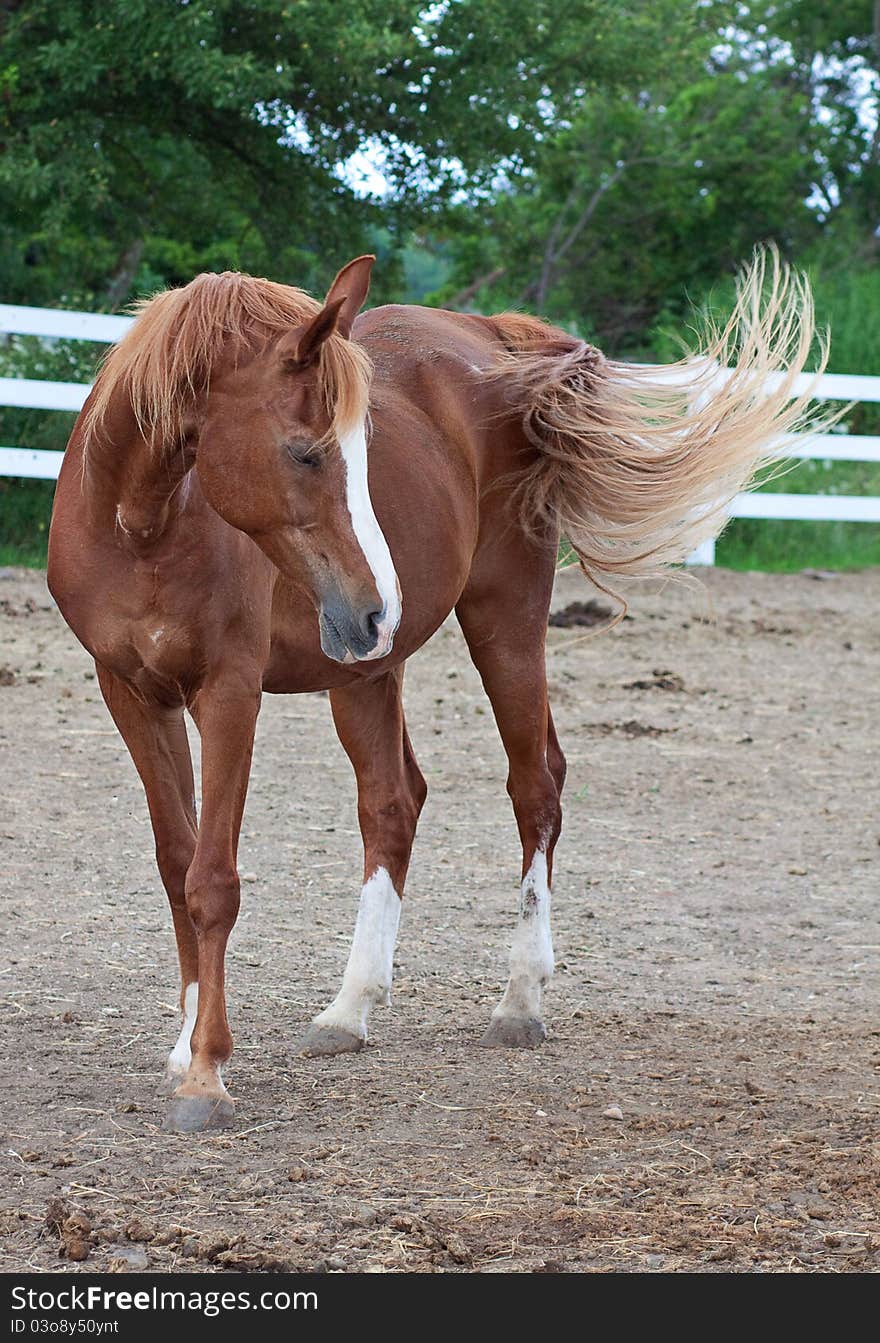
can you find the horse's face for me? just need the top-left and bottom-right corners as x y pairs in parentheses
(196, 257), (401, 665)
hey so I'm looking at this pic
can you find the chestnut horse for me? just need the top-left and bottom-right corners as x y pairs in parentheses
(48, 250), (822, 1131)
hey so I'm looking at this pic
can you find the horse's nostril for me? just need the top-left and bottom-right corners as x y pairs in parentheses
(366, 607), (384, 639)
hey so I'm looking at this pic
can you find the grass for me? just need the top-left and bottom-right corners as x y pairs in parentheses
(718, 456), (880, 572)
(0, 542), (49, 568)
(718, 519), (880, 572)
(0, 479), (54, 568)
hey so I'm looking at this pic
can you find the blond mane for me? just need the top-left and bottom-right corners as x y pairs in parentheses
(83, 271), (372, 454)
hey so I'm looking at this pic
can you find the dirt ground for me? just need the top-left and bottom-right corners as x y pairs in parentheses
(0, 561), (877, 1275)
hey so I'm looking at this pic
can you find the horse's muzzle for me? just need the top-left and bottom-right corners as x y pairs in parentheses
(319, 590), (398, 664)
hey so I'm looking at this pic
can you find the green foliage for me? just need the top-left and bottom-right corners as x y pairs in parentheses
(718, 515), (880, 572)
(718, 457), (880, 572)
(0, 336), (95, 566)
(1, 0), (879, 572)
(429, 1), (858, 355)
(0, 1), (420, 305)
(1, 0), (718, 307)
(0, 479), (54, 565)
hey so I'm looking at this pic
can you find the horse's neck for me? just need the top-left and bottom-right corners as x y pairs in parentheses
(83, 389), (194, 544)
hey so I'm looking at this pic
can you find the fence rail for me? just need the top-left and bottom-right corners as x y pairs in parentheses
(0, 303), (132, 344)
(2, 302), (879, 565)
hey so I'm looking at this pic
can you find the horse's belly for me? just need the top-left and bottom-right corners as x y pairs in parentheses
(263, 592), (346, 692)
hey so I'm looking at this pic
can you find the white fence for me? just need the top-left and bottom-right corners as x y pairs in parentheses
(2, 303), (880, 564)
(0, 303), (134, 488)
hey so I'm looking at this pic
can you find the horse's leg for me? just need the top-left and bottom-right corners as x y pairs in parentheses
(96, 666), (200, 1085)
(163, 678), (261, 1132)
(298, 668), (426, 1056)
(456, 552), (564, 1048)
(547, 704), (567, 795)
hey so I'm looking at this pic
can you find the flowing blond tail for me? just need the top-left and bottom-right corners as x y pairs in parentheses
(492, 246), (831, 578)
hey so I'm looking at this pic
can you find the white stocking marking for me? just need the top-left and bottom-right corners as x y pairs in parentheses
(491, 850), (554, 1023)
(167, 981), (198, 1077)
(312, 867), (401, 1039)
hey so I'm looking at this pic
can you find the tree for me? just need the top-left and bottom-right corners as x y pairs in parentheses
(0, 0), (717, 308)
(427, 0), (849, 353)
(747, 0), (880, 255)
(0, 1), (425, 305)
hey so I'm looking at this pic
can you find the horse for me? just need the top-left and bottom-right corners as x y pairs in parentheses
(47, 248), (823, 1132)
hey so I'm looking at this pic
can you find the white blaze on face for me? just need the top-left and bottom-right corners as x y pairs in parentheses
(491, 849), (555, 1023)
(311, 867), (401, 1040)
(167, 981), (198, 1077)
(337, 418), (402, 658)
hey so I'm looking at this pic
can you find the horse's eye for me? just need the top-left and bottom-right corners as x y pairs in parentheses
(286, 441), (321, 469)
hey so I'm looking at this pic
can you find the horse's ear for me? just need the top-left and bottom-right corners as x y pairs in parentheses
(277, 256), (374, 369)
(278, 297), (346, 370)
(324, 254), (375, 338)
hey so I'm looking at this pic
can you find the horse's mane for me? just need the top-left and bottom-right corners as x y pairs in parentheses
(83, 271), (371, 454)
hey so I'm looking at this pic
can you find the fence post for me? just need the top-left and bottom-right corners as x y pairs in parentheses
(684, 364), (719, 567)
(686, 537), (717, 566)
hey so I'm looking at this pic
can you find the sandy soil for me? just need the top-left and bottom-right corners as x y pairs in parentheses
(0, 562), (877, 1274)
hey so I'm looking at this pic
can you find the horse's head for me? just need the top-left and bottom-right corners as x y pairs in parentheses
(196, 256), (401, 664)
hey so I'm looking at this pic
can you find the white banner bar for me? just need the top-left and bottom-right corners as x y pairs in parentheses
(776, 370), (880, 404)
(730, 491), (880, 522)
(0, 446), (65, 479)
(635, 363), (880, 404)
(0, 303), (132, 343)
(781, 433), (880, 462)
(0, 376), (89, 411)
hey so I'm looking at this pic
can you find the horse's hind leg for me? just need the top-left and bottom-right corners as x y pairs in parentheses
(456, 547), (564, 1048)
(298, 667), (426, 1057)
(96, 666), (199, 1085)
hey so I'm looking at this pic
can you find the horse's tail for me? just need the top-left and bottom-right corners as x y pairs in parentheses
(491, 246), (830, 578)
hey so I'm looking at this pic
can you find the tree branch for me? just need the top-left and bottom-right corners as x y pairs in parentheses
(447, 266), (506, 310)
(534, 155), (665, 312)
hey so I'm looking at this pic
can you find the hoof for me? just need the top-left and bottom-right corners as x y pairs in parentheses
(162, 1093), (236, 1133)
(481, 1016), (546, 1049)
(161, 1070), (186, 1097)
(297, 1024), (366, 1057)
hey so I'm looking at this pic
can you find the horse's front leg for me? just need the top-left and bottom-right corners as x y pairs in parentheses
(164, 676), (261, 1133)
(95, 667), (200, 1089)
(298, 668), (426, 1056)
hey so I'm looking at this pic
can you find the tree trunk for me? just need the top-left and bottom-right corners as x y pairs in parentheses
(105, 239), (145, 311)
